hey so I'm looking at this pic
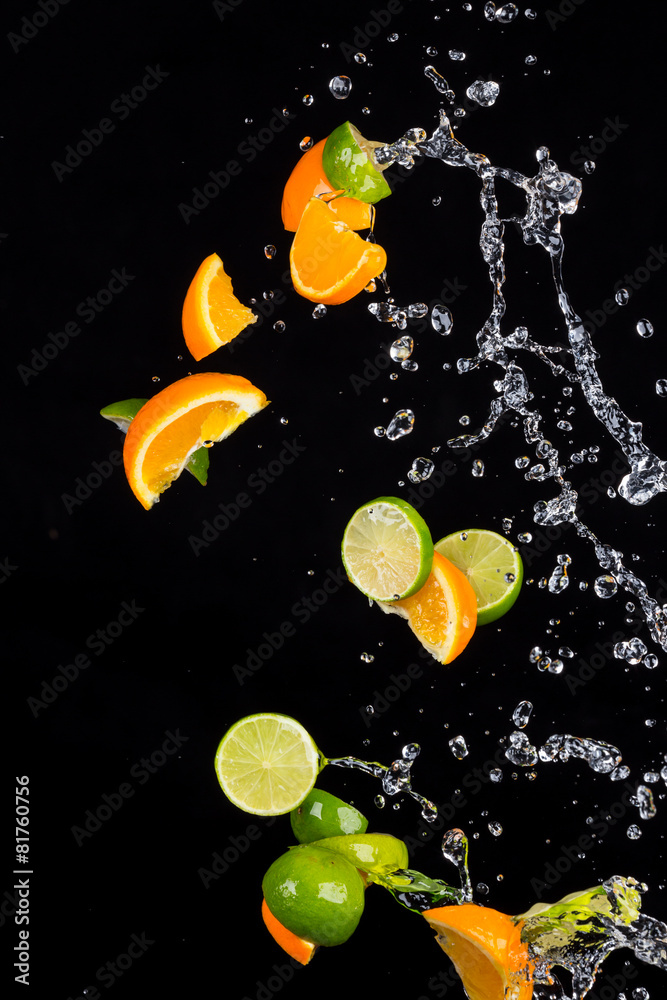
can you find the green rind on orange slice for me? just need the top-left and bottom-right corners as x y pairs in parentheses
(101, 397), (210, 486)
(322, 122), (392, 204)
(342, 496), (434, 602)
(435, 529), (523, 625)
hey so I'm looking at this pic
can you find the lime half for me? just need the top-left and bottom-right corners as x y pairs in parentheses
(342, 496), (434, 602)
(291, 788), (368, 843)
(322, 122), (392, 204)
(435, 529), (523, 625)
(215, 713), (323, 816)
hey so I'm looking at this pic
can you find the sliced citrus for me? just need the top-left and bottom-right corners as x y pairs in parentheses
(289, 197), (387, 305)
(342, 496), (433, 602)
(290, 788), (368, 844)
(214, 713), (322, 816)
(322, 122), (392, 204)
(101, 396), (209, 486)
(423, 904), (535, 1000)
(435, 529), (523, 625)
(261, 897), (318, 965)
(123, 372), (268, 509)
(313, 833), (409, 876)
(378, 551), (477, 663)
(282, 138), (373, 231)
(182, 253), (257, 361)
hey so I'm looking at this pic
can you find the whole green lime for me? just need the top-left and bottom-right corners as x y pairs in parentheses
(290, 788), (368, 844)
(262, 845), (365, 947)
(313, 833), (409, 875)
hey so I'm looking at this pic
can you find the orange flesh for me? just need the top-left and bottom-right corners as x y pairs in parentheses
(281, 139), (373, 231)
(182, 253), (257, 362)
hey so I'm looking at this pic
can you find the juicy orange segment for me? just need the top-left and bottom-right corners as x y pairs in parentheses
(423, 904), (535, 1000)
(182, 253), (257, 361)
(290, 197), (387, 306)
(378, 551), (477, 663)
(123, 372), (268, 509)
(282, 139), (373, 231)
(261, 898), (318, 966)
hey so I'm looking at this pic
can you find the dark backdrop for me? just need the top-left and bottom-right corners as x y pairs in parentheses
(3, 1), (667, 997)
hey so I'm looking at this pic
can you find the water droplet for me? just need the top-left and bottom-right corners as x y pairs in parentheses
(515, 456), (530, 469)
(525, 55), (537, 66)
(496, 2), (519, 21)
(594, 574), (618, 599)
(312, 304), (327, 319)
(449, 735), (469, 759)
(627, 824), (643, 840)
(512, 700), (533, 729)
(302, 94), (314, 106)
(615, 288), (630, 306)
(263, 290), (274, 300)
(360, 652), (375, 663)
(644, 771), (660, 784)
(655, 379), (667, 397)
(636, 318), (654, 338)
(525, 7), (537, 18)
(431, 303), (454, 334)
(203, 439), (214, 449)
(466, 80), (500, 107)
(273, 320), (285, 332)
(645, 718), (657, 727)
(518, 531), (532, 542)
(299, 136), (313, 151)
(584, 160), (596, 174)
(644, 653), (659, 669)
(329, 75), (352, 99)
(448, 49), (466, 61)
(484, 2), (497, 20)
(390, 335), (414, 361)
(611, 764), (631, 781)
(263, 244), (276, 259)
(374, 794), (385, 809)
(374, 426), (386, 438)
(488, 821), (503, 836)
(354, 52), (367, 64)
(386, 409), (415, 441)
(489, 768), (503, 783)
(472, 458), (485, 477)
(459, 415), (470, 426)
(387, 32), (399, 42)
(279, 416), (288, 425)
(408, 457), (435, 483)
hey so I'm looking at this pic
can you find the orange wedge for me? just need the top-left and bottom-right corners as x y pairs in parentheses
(423, 904), (535, 1000)
(182, 253), (257, 361)
(123, 372), (268, 509)
(378, 551), (477, 663)
(282, 139), (373, 231)
(290, 197), (387, 306)
(261, 898), (318, 966)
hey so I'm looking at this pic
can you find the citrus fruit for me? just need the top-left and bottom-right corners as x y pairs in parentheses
(182, 252), (257, 361)
(342, 496), (434, 602)
(312, 833), (409, 876)
(281, 138), (373, 231)
(322, 122), (392, 204)
(423, 904), (534, 1000)
(289, 196), (387, 305)
(261, 897), (318, 965)
(435, 529), (523, 625)
(291, 788), (368, 844)
(378, 551), (477, 663)
(100, 397), (209, 486)
(122, 372), (268, 509)
(214, 713), (323, 816)
(262, 844), (365, 947)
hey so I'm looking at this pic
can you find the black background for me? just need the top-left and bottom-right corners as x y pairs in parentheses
(3, 0), (667, 997)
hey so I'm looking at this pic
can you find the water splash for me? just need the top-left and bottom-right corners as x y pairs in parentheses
(327, 743), (438, 821)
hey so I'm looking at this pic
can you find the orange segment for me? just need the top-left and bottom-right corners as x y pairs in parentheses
(182, 253), (257, 361)
(378, 551), (477, 663)
(282, 139), (373, 231)
(123, 372), (268, 509)
(290, 197), (387, 306)
(423, 904), (535, 1000)
(262, 898), (318, 966)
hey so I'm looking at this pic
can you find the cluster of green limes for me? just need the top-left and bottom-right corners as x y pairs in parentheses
(262, 788), (409, 948)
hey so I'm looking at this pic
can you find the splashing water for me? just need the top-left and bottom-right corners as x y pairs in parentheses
(374, 112), (667, 651)
(327, 742), (438, 821)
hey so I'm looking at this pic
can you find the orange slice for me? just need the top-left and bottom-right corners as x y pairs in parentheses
(282, 139), (373, 232)
(182, 253), (257, 361)
(123, 372), (268, 509)
(261, 898), (318, 966)
(378, 551), (477, 663)
(423, 904), (535, 1000)
(290, 197), (387, 306)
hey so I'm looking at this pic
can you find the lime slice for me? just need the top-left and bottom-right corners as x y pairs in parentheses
(342, 496), (434, 601)
(215, 713), (323, 816)
(290, 788), (368, 844)
(311, 833), (409, 876)
(322, 121), (392, 204)
(434, 529), (523, 625)
(100, 397), (209, 486)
